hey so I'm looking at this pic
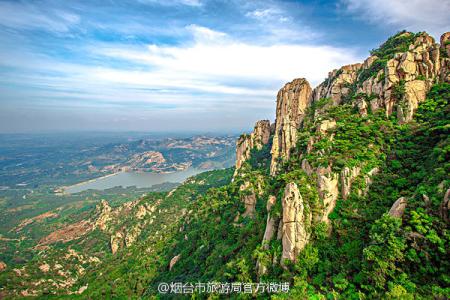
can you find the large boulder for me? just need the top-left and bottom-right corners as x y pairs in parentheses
(169, 254), (181, 271)
(389, 197), (408, 218)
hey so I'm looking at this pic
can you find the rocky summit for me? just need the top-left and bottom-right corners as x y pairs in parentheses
(232, 31), (450, 270)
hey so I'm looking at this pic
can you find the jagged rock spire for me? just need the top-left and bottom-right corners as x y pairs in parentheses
(234, 120), (271, 176)
(270, 78), (312, 175)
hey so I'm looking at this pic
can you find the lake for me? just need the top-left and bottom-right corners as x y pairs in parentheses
(65, 167), (204, 194)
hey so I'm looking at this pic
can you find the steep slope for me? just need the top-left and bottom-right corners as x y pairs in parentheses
(0, 169), (233, 298)
(2, 30), (447, 299)
(149, 31), (449, 299)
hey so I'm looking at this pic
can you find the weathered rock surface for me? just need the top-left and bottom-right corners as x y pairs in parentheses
(341, 166), (361, 200)
(262, 195), (277, 248)
(358, 167), (379, 196)
(125, 226), (141, 247)
(440, 32), (450, 82)
(358, 32), (441, 121)
(317, 119), (337, 134)
(281, 183), (311, 264)
(37, 220), (93, 248)
(239, 181), (258, 218)
(271, 78), (312, 175)
(301, 159), (313, 176)
(39, 263), (50, 273)
(94, 200), (112, 231)
(316, 167), (339, 225)
(169, 254), (181, 271)
(440, 189), (450, 222)
(256, 195), (278, 276)
(312, 63), (362, 105)
(389, 197), (408, 218)
(110, 231), (124, 254)
(235, 120), (271, 174)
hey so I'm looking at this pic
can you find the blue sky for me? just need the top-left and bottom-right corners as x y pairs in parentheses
(0, 0), (449, 133)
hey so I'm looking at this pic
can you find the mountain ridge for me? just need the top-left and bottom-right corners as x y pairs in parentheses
(0, 30), (449, 299)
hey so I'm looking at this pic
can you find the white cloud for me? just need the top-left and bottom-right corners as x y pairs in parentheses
(1, 25), (362, 111)
(0, 24), (362, 131)
(0, 2), (80, 33)
(92, 25), (360, 89)
(342, 0), (450, 38)
(246, 8), (280, 19)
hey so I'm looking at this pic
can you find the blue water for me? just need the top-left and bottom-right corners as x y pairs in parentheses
(65, 168), (203, 193)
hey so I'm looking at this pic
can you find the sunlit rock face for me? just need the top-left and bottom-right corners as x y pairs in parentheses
(281, 182), (311, 264)
(440, 32), (450, 83)
(270, 78), (312, 175)
(389, 197), (408, 218)
(311, 63), (362, 105)
(240, 31), (450, 267)
(234, 120), (271, 175)
(357, 32), (441, 122)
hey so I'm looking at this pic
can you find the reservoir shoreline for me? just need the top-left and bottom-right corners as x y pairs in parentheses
(62, 167), (206, 194)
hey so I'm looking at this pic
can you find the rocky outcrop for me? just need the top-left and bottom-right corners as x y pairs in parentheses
(440, 189), (450, 222)
(316, 167), (339, 225)
(317, 119), (337, 134)
(301, 159), (313, 176)
(0, 261), (6, 272)
(239, 181), (261, 218)
(359, 32), (441, 121)
(39, 263), (50, 273)
(281, 183), (312, 264)
(169, 254), (181, 271)
(261, 195), (277, 248)
(94, 200), (112, 231)
(440, 32), (450, 82)
(256, 195), (278, 276)
(389, 197), (408, 218)
(312, 63), (362, 105)
(125, 226), (141, 247)
(358, 167), (379, 197)
(252, 120), (271, 149)
(234, 120), (271, 174)
(270, 79), (312, 175)
(110, 231), (123, 254)
(341, 166), (361, 200)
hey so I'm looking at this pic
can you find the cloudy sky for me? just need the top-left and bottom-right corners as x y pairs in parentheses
(0, 0), (449, 133)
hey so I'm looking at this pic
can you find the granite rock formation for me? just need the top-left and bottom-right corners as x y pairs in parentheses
(270, 78), (312, 175)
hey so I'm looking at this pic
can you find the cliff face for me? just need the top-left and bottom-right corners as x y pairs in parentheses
(149, 30), (449, 300)
(270, 78), (312, 175)
(311, 63), (362, 105)
(234, 120), (271, 175)
(280, 182), (311, 264)
(233, 31), (450, 265)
